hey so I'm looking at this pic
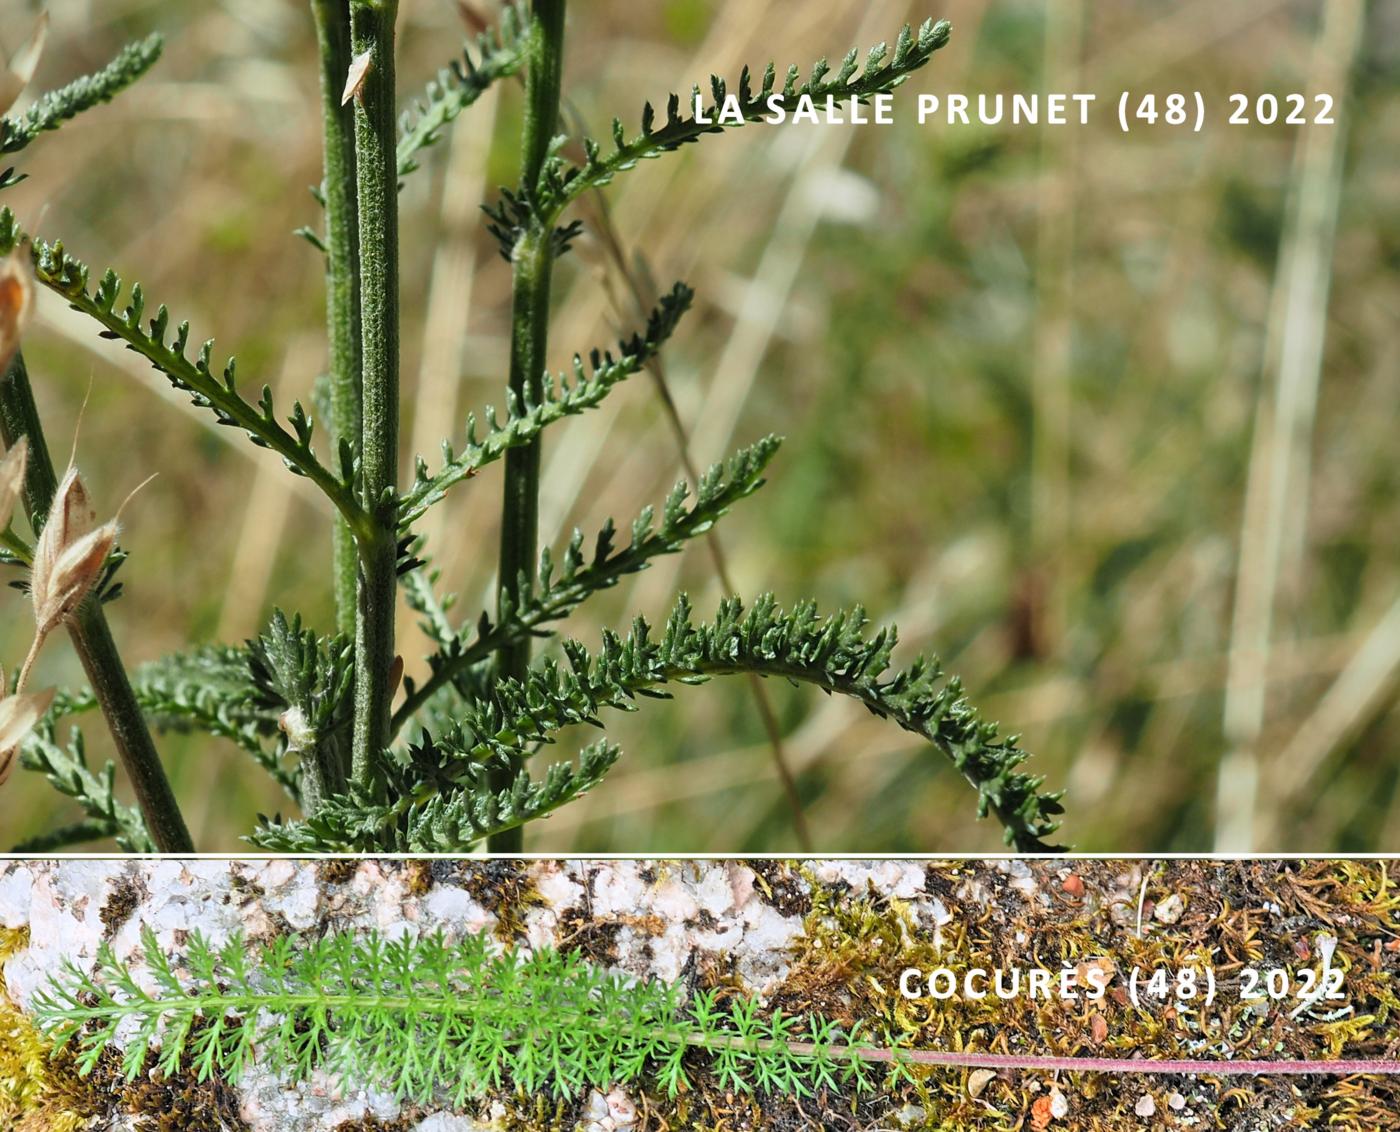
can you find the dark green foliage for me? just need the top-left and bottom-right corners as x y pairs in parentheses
(0, 35), (163, 159)
(397, 433), (783, 723)
(130, 648), (278, 755)
(16, 707), (153, 853)
(251, 736), (619, 851)
(530, 19), (951, 224)
(0, 222), (365, 530)
(35, 927), (876, 1102)
(255, 591), (1062, 852)
(396, 2), (528, 176)
(247, 610), (354, 806)
(398, 281), (695, 531)
(51, 649), (295, 799)
(4, 8), (1062, 853)
(247, 612), (354, 745)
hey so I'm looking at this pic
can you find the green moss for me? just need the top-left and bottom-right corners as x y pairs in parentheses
(74, 1046), (250, 1132)
(498, 1093), (577, 1132)
(1, 927), (84, 1132)
(403, 859), (434, 897)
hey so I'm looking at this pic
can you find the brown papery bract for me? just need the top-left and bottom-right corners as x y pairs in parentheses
(32, 519), (118, 642)
(17, 462), (147, 692)
(30, 464), (98, 616)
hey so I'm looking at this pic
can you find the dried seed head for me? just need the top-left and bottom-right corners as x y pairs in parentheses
(0, 251), (35, 371)
(30, 463), (96, 623)
(0, 685), (54, 787)
(342, 49), (373, 105)
(32, 518), (117, 639)
(0, 436), (29, 533)
(25, 462), (150, 678)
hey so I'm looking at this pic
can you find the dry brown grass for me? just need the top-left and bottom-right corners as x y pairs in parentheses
(1, 0), (1396, 851)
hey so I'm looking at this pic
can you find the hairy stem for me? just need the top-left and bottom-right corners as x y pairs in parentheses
(348, 0), (401, 788)
(491, 0), (566, 852)
(0, 351), (192, 852)
(311, 0), (363, 642)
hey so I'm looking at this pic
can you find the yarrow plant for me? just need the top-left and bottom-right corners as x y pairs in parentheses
(34, 924), (1400, 1104)
(0, 4), (1064, 852)
(33, 927), (885, 1104)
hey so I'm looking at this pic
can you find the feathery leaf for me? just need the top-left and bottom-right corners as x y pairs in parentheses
(522, 20), (950, 222)
(398, 282), (694, 531)
(34, 928), (876, 1103)
(272, 591), (1061, 852)
(0, 210), (367, 533)
(1, 35), (162, 157)
(15, 703), (153, 852)
(395, 435), (783, 728)
(397, 4), (528, 177)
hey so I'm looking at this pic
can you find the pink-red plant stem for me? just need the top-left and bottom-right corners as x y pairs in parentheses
(781, 1041), (1400, 1075)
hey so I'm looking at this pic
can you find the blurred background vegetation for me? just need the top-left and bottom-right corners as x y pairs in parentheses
(1, 0), (1397, 852)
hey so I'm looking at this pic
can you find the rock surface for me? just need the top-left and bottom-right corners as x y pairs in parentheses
(5, 859), (1394, 1131)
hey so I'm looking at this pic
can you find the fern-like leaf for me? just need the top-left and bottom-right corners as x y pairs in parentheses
(280, 593), (1061, 852)
(251, 738), (619, 852)
(397, 4), (528, 177)
(510, 594), (1061, 850)
(0, 210), (366, 532)
(34, 928), (875, 1103)
(397, 281), (694, 530)
(395, 435), (783, 728)
(127, 646), (296, 799)
(16, 708), (153, 853)
(246, 611), (355, 809)
(1, 35), (162, 157)
(526, 19), (950, 223)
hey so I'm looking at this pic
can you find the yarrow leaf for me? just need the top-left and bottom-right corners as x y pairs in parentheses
(518, 19), (951, 226)
(251, 737), (619, 852)
(395, 434), (784, 728)
(396, 3), (529, 177)
(1, 35), (163, 158)
(34, 928), (878, 1103)
(127, 645), (297, 799)
(15, 700), (153, 852)
(0, 210), (367, 534)
(397, 281), (694, 532)
(247, 610), (354, 809)
(269, 591), (1062, 852)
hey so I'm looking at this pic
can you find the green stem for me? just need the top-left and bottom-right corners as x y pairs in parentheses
(348, 0), (401, 788)
(0, 351), (193, 852)
(311, 0), (363, 642)
(491, 0), (566, 852)
(0, 525), (31, 562)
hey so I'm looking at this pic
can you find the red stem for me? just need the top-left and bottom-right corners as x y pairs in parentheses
(784, 1042), (1400, 1076)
